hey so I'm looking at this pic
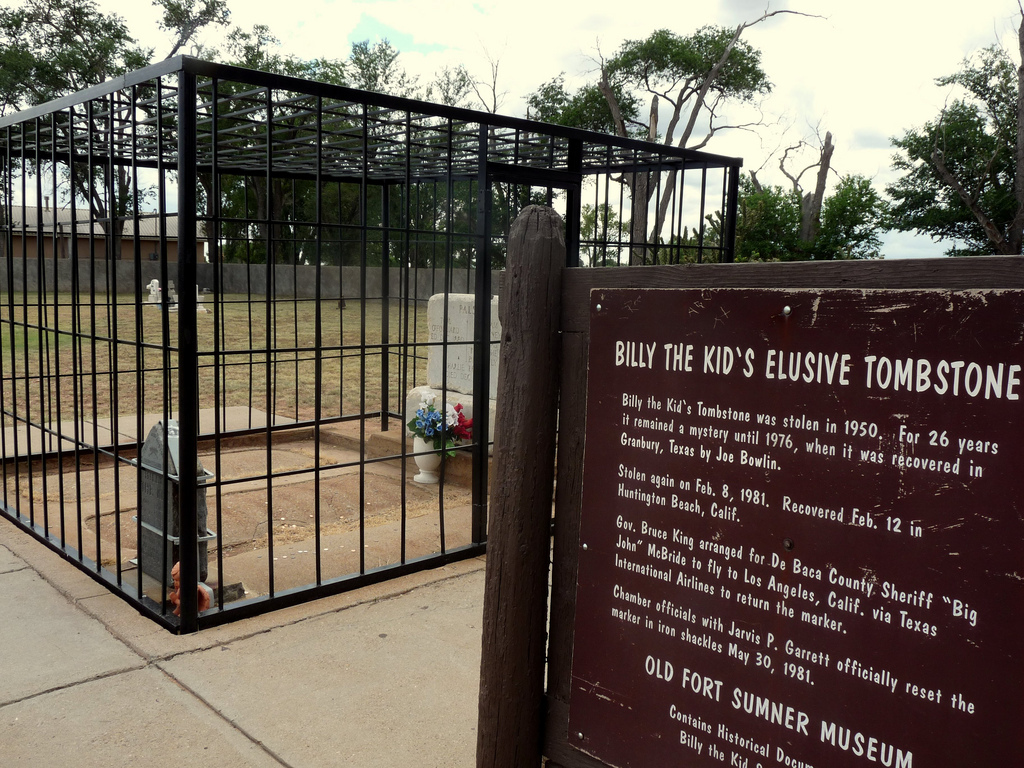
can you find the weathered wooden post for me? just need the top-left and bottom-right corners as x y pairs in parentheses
(477, 206), (564, 767)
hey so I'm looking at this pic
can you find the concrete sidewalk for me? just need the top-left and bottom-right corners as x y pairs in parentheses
(0, 520), (486, 768)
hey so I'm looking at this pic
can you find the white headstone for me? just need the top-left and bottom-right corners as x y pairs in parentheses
(426, 294), (500, 398)
(407, 293), (501, 445)
(147, 279), (161, 303)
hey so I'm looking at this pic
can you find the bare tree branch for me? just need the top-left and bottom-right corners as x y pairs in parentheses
(469, 47), (507, 113)
(932, 146), (1013, 252)
(677, 9), (823, 148)
(802, 131), (833, 243)
(597, 64), (629, 138)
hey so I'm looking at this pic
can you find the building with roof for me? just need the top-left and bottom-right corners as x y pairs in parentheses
(5, 200), (203, 262)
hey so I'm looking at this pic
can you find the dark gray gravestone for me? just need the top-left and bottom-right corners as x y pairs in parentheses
(138, 420), (209, 584)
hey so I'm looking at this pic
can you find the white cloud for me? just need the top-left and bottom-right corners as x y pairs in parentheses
(85, 0), (1021, 257)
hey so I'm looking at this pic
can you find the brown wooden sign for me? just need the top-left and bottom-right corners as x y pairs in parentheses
(569, 288), (1024, 768)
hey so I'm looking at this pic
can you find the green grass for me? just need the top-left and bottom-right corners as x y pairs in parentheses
(0, 293), (430, 427)
(0, 326), (61, 357)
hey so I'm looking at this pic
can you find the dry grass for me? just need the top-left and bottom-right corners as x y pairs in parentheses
(0, 294), (430, 426)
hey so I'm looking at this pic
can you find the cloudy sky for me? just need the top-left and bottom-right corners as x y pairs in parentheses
(94, 1), (1024, 256)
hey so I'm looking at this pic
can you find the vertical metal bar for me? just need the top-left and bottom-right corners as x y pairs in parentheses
(40, 120), (57, 521)
(335, 178), (344, 419)
(723, 164), (739, 263)
(263, 85), (276, 595)
(31, 117), (44, 533)
(70, 106), (85, 559)
(156, 78), (173, 614)
(399, 112), (413, 564)
(5, 126), (21, 516)
(313, 94), (323, 585)
(132, 84), (146, 602)
(243, 174), (255, 430)
(675, 161), (687, 263)
(88, 96), (103, 571)
(64, 110), (82, 558)
(21, 120), (35, 528)
(289, 177), (297, 424)
(650, 155), (664, 264)
(436, 119), (458, 553)
(47, 114), (65, 543)
(358, 105), (368, 574)
(697, 167), (708, 263)
(176, 67), (201, 632)
(471, 123), (491, 545)
(564, 139), (583, 268)
(211, 77), (227, 608)
(108, 88), (123, 584)
(380, 182), (390, 432)
(0, 125), (12, 515)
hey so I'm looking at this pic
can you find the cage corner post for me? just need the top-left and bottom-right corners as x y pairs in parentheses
(175, 65), (200, 633)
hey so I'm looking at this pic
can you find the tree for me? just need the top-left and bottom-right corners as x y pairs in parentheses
(158, 0), (230, 58)
(767, 130), (835, 248)
(736, 173), (886, 261)
(527, 11), (815, 260)
(426, 64), (475, 109)
(348, 39), (418, 97)
(0, 0), (232, 257)
(527, 74), (639, 135)
(580, 203), (629, 266)
(0, 0), (149, 109)
(888, 9), (1024, 255)
(816, 175), (887, 259)
(734, 178), (801, 261)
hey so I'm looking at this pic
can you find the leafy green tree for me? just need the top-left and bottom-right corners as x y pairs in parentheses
(888, 14), (1024, 255)
(734, 178), (801, 261)
(0, 0), (149, 108)
(599, 25), (772, 150)
(736, 174), (885, 261)
(0, 0), (232, 257)
(580, 203), (629, 266)
(158, 0), (230, 58)
(347, 39), (418, 97)
(526, 11), (814, 260)
(426, 64), (475, 108)
(527, 75), (639, 135)
(816, 175), (886, 259)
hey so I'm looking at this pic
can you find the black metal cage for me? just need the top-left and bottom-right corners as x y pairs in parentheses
(0, 56), (740, 631)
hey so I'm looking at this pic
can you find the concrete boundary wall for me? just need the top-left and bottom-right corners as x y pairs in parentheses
(0, 260), (500, 301)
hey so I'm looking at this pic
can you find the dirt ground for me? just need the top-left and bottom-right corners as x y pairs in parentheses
(3, 421), (478, 602)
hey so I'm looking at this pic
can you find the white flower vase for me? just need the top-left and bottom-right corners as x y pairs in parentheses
(413, 436), (442, 484)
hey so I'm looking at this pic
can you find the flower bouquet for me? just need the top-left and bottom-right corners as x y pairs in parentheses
(407, 392), (473, 456)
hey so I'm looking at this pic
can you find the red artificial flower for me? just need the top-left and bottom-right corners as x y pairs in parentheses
(451, 403), (473, 440)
